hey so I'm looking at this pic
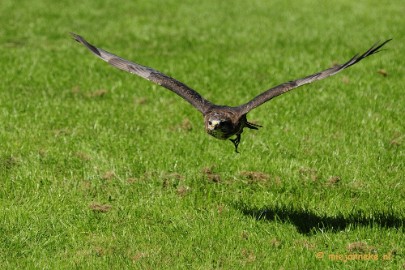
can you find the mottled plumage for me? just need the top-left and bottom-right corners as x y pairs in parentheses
(71, 33), (390, 152)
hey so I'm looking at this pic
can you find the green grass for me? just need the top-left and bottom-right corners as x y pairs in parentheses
(0, 0), (404, 268)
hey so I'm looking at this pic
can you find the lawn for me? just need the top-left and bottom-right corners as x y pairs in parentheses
(0, 0), (404, 269)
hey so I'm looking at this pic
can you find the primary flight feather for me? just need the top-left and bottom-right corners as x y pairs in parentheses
(71, 33), (390, 152)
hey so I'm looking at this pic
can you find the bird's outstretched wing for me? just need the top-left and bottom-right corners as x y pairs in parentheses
(238, 39), (391, 115)
(71, 33), (213, 114)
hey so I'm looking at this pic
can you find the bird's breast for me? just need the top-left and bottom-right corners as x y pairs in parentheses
(206, 128), (230, 140)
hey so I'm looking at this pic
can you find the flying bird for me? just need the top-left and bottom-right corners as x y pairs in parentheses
(71, 33), (390, 152)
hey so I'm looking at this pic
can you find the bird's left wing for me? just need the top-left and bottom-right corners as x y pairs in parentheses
(237, 39), (391, 115)
(71, 33), (213, 114)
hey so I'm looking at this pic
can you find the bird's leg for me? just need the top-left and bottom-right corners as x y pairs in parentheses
(229, 134), (241, 153)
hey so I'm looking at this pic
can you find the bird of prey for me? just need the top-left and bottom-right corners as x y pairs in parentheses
(71, 33), (390, 152)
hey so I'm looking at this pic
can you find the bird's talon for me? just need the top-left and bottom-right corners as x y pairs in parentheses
(230, 134), (241, 153)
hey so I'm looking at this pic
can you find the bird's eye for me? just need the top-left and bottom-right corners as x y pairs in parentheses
(208, 121), (212, 125)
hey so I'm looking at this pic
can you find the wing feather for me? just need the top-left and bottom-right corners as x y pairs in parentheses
(71, 33), (213, 114)
(238, 39), (391, 115)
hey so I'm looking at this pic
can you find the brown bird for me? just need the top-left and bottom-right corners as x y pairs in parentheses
(71, 33), (390, 152)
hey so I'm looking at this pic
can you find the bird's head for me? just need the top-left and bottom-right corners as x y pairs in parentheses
(207, 118), (220, 130)
(204, 113), (234, 139)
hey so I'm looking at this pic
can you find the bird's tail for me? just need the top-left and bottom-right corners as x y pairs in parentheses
(246, 121), (262, 130)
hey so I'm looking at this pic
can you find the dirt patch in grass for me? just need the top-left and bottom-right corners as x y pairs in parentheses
(347, 242), (378, 253)
(0, 155), (20, 170)
(202, 166), (221, 182)
(75, 151), (92, 161)
(217, 204), (225, 214)
(53, 128), (72, 137)
(270, 238), (282, 248)
(89, 202), (112, 213)
(389, 131), (403, 146)
(240, 171), (269, 182)
(176, 186), (191, 197)
(87, 89), (108, 98)
(241, 230), (249, 240)
(240, 249), (256, 263)
(102, 171), (116, 180)
(162, 172), (192, 197)
(326, 176), (341, 186)
(71, 85), (109, 98)
(127, 177), (137, 184)
(134, 97), (148, 105)
(170, 118), (193, 132)
(131, 252), (148, 262)
(377, 69), (388, 77)
(341, 76), (350, 84)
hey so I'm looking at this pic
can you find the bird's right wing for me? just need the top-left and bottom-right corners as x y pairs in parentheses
(71, 33), (213, 114)
(237, 39), (391, 115)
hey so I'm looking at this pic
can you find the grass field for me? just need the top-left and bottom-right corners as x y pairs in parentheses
(0, 0), (404, 268)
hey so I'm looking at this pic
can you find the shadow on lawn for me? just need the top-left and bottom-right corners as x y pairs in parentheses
(236, 203), (404, 234)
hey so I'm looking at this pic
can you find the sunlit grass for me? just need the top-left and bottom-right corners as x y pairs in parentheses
(0, 0), (404, 268)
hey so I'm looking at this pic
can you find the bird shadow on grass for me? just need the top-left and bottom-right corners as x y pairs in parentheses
(235, 202), (404, 235)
